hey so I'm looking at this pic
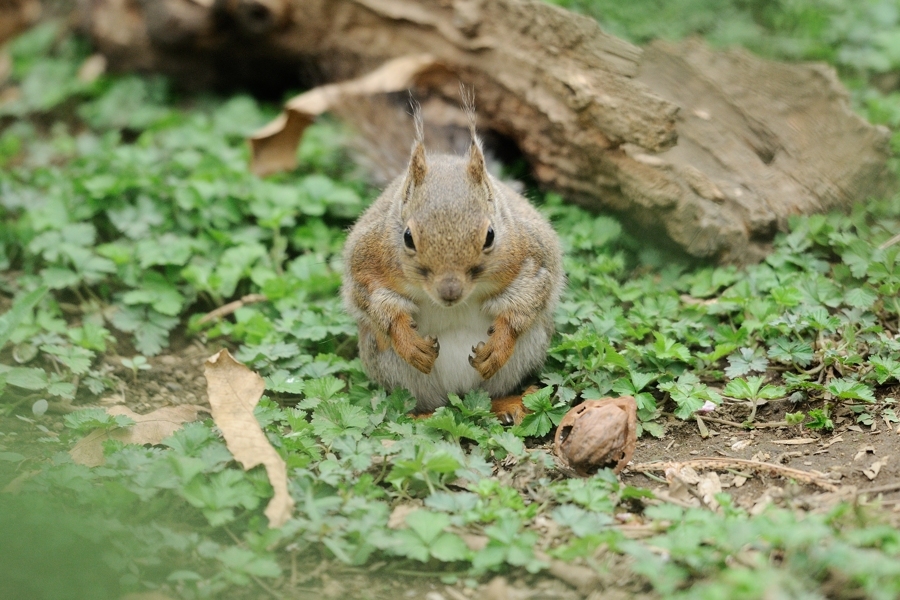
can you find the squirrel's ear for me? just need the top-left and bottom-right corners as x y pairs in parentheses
(467, 139), (487, 186)
(409, 141), (427, 187)
(460, 84), (487, 187)
(405, 97), (427, 192)
(402, 141), (428, 202)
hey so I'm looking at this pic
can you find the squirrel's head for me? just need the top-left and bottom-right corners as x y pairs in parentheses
(397, 134), (498, 308)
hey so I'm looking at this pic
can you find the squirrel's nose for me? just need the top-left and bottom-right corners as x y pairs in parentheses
(436, 277), (463, 303)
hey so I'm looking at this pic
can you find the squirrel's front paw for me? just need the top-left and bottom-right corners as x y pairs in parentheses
(400, 334), (440, 374)
(469, 334), (515, 380)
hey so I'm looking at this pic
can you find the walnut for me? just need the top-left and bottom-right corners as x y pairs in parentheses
(553, 396), (637, 476)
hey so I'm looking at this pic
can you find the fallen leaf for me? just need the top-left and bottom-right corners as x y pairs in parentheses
(249, 54), (445, 176)
(674, 465), (701, 485)
(731, 439), (751, 451)
(0, 53), (11, 86)
(696, 472), (723, 510)
(863, 458), (887, 481)
(771, 438), (816, 445)
(70, 405), (208, 467)
(854, 445), (876, 461)
(98, 394), (125, 406)
(461, 533), (488, 552)
(545, 556), (601, 595)
(387, 503), (418, 529)
(2, 469), (40, 494)
(664, 466), (698, 505)
(695, 415), (709, 438)
(750, 489), (779, 516)
(77, 54), (107, 83)
(814, 435), (844, 454)
(204, 349), (294, 528)
(480, 577), (511, 600)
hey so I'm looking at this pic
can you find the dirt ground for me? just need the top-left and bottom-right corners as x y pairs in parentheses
(624, 390), (900, 520)
(3, 337), (900, 600)
(107, 339), (899, 519)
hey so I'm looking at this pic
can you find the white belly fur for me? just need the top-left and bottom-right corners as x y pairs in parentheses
(362, 297), (551, 412)
(415, 300), (493, 397)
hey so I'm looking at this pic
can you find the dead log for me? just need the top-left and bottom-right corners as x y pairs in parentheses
(0, 0), (41, 46)
(76, 0), (894, 263)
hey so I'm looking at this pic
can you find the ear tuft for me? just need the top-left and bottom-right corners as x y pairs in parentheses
(409, 141), (428, 187)
(460, 84), (487, 186)
(467, 140), (486, 185)
(402, 95), (428, 197)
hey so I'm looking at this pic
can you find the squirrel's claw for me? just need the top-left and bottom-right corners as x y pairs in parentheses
(396, 331), (439, 374)
(470, 337), (513, 380)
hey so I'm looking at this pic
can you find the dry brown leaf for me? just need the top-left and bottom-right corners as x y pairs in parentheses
(697, 472), (723, 510)
(544, 556), (601, 594)
(204, 349), (294, 528)
(461, 533), (489, 552)
(0, 53), (11, 86)
(750, 489), (778, 516)
(854, 445), (876, 461)
(863, 458), (888, 481)
(77, 54), (107, 83)
(70, 405), (208, 467)
(479, 577), (512, 600)
(664, 467), (698, 505)
(249, 54), (443, 176)
(2, 469), (39, 494)
(731, 439), (751, 451)
(814, 435), (844, 454)
(387, 503), (418, 529)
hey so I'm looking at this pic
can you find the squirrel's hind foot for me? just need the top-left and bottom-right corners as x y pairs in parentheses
(490, 385), (539, 425)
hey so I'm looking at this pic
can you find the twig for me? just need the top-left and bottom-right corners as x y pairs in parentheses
(250, 574), (282, 600)
(631, 457), (837, 491)
(859, 481), (900, 495)
(878, 231), (900, 250)
(801, 363), (825, 376)
(198, 293), (268, 324)
(701, 415), (789, 429)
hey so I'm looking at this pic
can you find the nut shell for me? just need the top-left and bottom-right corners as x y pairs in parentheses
(553, 396), (637, 476)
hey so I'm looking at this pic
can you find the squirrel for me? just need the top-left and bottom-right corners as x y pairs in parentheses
(341, 95), (564, 419)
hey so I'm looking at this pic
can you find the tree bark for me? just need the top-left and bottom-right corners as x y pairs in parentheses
(77, 0), (894, 263)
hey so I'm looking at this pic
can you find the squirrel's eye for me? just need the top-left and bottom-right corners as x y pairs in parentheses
(483, 226), (494, 249)
(404, 227), (416, 250)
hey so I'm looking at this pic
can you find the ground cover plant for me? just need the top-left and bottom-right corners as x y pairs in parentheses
(1, 2), (900, 598)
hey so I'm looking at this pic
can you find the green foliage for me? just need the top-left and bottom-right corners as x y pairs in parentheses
(63, 407), (134, 433)
(3, 8), (900, 598)
(512, 386), (569, 437)
(389, 510), (470, 562)
(723, 376), (787, 402)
